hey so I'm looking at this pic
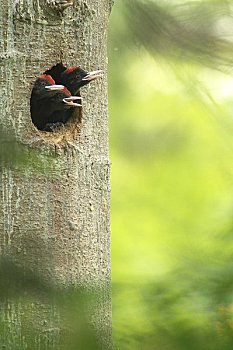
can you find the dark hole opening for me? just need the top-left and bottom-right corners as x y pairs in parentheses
(30, 63), (83, 133)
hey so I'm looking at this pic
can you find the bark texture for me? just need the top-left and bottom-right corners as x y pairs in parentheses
(0, 0), (111, 348)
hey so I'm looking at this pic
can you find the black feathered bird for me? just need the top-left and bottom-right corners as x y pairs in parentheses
(36, 86), (82, 131)
(31, 65), (102, 131)
(30, 74), (64, 129)
(60, 66), (103, 95)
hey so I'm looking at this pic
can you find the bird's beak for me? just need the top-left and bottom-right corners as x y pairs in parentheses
(63, 96), (82, 107)
(82, 70), (103, 81)
(45, 85), (65, 91)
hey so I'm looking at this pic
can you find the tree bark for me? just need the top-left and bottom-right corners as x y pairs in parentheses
(0, 0), (112, 348)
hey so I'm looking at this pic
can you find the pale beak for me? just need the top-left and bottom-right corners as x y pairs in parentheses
(63, 96), (82, 102)
(82, 70), (103, 81)
(45, 85), (65, 91)
(63, 96), (82, 107)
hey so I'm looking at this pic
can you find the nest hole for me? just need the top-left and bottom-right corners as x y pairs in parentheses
(30, 63), (82, 134)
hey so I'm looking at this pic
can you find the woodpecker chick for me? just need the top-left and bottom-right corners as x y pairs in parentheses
(31, 74), (64, 128)
(60, 66), (103, 95)
(37, 87), (82, 131)
(31, 74), (64, 99)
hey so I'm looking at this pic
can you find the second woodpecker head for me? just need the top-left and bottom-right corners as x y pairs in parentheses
(49, 87), (82, 111)
(60, 66), (103, 95)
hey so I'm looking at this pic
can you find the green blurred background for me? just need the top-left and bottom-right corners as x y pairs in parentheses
(108, 1), (233, 349)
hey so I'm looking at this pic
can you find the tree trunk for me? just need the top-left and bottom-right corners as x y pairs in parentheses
(0, 0), (112, 348)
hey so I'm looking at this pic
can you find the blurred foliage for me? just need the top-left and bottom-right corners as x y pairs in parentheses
(108, 0), (233, 349)
(121, 0), (233, 70)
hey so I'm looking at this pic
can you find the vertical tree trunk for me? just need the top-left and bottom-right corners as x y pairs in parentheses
(0, 0), (112, 348)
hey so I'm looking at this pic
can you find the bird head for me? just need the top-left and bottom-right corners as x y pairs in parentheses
(33, 74), (65, 97)
(61, 66), (103, 94)
(51, 87), (82, 108)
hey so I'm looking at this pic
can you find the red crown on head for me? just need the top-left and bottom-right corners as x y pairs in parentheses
(64, 66), (79, 74)
(38, 74), (55, 85)
(62, 87), (71, 96)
